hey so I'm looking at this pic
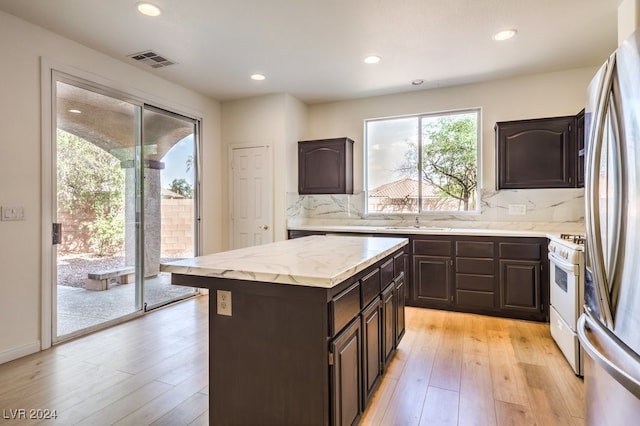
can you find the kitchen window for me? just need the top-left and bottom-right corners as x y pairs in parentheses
(365, 109), (480, 214)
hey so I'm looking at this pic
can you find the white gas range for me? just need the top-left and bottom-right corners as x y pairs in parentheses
(547, 233), (585, 376)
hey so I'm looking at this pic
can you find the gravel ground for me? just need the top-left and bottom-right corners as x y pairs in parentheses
(57, 254), (180, 288)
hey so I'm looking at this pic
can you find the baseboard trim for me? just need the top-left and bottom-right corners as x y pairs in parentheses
(0, 341), (41, 365)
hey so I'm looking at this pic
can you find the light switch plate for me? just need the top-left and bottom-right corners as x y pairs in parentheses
(217, 290), (232, 316)
(1, 206), (25, 221)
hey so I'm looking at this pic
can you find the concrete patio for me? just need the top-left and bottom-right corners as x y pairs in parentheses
(56, 272), (197, 336)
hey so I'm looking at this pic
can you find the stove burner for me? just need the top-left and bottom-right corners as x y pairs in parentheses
(560, 233), (585, 245)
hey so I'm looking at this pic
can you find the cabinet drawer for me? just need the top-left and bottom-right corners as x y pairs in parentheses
(380, 259), (394, 288)
(413, 239), (451, 256)
(394, 252), (405, 279)
(456, 241), (494, 258)
(457, 274), (495, 292)
(499, 242), (542, 260)
(457, 258), (494, 275)
(457, 290), (495, 309)
(330, 282), (361, 337)
(361, 268), (381, 308)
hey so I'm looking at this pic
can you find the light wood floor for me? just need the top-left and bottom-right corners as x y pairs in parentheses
(0, 296), (584, 425)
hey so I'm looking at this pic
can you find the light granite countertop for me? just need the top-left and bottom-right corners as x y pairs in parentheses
(288, 224), (563, 238)
(160, 235), (408, 289)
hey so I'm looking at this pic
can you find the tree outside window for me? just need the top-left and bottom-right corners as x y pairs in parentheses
(366, 109), (480, 214)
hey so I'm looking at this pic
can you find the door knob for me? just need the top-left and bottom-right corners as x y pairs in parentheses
(261, 225), (269, 230)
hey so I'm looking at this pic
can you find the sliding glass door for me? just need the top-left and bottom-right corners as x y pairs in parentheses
(142, 106), (199, 310)
(53, 74), (199, 341)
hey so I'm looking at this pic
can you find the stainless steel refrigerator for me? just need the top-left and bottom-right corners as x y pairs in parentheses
(579, 28), (640, 424)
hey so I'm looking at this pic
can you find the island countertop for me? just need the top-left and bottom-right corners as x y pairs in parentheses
(160, 235), (408, 288)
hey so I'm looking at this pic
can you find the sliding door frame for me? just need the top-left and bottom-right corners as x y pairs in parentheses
(40, 59), (203, 349)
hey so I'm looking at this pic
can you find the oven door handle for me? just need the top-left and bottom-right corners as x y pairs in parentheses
(548, 253), (579, 274)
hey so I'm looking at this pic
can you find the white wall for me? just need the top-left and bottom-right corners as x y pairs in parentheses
(0, 11), (222, 363)
(618, 0), (640, 44)
(221, 93), (307, 245)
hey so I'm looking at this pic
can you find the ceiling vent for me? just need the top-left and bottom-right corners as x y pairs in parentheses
(127, 50), (176, 68)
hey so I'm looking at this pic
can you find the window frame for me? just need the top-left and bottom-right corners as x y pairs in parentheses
(364, 107), (482, 216)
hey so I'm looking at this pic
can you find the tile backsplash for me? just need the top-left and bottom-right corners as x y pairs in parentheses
(287, 188), (584, 231)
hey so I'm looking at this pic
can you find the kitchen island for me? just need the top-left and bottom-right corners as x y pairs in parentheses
(161, 235), (408, 426)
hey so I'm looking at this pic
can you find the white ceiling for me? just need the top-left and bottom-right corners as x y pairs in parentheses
(0, 0), (621, 104)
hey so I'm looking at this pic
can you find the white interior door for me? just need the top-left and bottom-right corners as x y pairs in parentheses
(231, 145), (273, 249)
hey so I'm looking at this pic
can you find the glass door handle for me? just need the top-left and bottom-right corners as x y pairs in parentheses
(52, 223), (62, 245)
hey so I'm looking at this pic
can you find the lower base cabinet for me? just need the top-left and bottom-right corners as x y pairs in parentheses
(409, 235), (548, 321)
(499, 259), (542, 314)
(382, 283), (395, 366)
(413, 254), (453, 307)
(331, 318), (363, 426)
(329, 248), (407, 426)
(395, 274), (406, 343)
(362, 298), (382, 406)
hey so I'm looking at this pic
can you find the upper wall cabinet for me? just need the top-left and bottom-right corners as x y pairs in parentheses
(495, 114), (583, 189)
(298, 137), (354, 194)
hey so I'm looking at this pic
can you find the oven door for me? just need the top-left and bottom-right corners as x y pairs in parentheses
(548, 252), (580, 331)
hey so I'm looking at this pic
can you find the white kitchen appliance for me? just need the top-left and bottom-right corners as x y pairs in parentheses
(578, 28), (640, 425)
(548, 233), (584, 376)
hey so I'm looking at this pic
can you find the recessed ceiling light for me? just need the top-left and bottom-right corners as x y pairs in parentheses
(493, 29), (517, 41)
(68, 109), (82, 114)
(364, 55), (381, 64)
(411, 79), (424, 86)
(251, 74), (266, 81)
(137, 2), (162, 17)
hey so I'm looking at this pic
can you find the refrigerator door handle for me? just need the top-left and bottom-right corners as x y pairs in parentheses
(585, 53), (617, 328)
(578, 313), (640, 399)
(607, 64), (626, 314)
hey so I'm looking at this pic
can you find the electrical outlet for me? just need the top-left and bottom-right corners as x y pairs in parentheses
(1, 206), (25, 221)
(508, 204), (526, 215)
(217, 290), (232, 316)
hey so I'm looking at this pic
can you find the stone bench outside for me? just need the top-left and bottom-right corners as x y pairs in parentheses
(85, 266), (135, 291)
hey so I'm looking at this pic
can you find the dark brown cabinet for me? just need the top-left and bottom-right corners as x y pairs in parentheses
(361, 268), (381, 309)
(287, 229), (327, 239)
(361, 298), (381, 407)
(298, 137), (354, 194)
(407, 234), (548, 322)
(576, 109), (585, 187)
(395, 274), (406, 344)
(328, 247), (406, 425)
(394, 251), (409, 303)
(498, 239), (547, 321)
(455, 239), (497, 311)
(496, 116), (577, 189)
(412, 237), (453, 307)
(331, 318), (362, 426)
(382, 282), (395, 366)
